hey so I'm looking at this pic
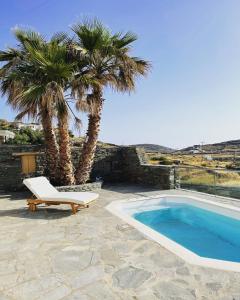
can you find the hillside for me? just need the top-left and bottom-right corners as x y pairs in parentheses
(72, 137), (117, 148)
(130, 143), (174, 153)
(181, 139), (240, 153)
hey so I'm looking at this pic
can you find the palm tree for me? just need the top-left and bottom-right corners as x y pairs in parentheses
(0, 31), (60, 183)
(71, 20), (150, 184)
(0, 30), (76, 185)
(32, 41), (76, 185)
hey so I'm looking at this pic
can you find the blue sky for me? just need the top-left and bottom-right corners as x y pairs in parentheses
(1, 0), (240, 148)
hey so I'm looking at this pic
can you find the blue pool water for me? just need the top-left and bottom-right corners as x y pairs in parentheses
(134, 204), (240, 262)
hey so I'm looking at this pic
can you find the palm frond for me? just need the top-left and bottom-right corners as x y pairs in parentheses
(72, 19), (112, 52)
(15, 107), (38, 121)
(14, 28), (45, 50)
(112, 31), (138, 49)
(51, 32), (69, 44)
(0, 48), (23, 62)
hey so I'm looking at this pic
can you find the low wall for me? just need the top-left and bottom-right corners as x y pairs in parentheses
(122, 147), (175, 189)
(0, 144), (174, 191)
(56, 181), (103, 192)
(72, 146), (124, 183)
(0, 144), (124, 191)
(0, 145), (45, 191)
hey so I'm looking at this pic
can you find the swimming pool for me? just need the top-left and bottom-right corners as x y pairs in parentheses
(106, 194), (240, 272)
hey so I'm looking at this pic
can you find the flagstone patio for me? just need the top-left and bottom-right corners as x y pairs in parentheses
(0, 185), (240, 300)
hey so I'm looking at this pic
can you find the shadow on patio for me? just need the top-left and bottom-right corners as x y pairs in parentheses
(103, 183), (160, 194)
(0, 207), (72, 219)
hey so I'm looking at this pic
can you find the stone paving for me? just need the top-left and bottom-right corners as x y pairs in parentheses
(0, 185), (240, 300)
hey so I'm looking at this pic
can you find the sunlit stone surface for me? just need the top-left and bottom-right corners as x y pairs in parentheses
(0, 186), (240, 299)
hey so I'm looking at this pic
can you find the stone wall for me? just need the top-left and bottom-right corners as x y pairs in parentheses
(56, 181), (103, 192)
(0, 144), (125, 191)
(0, 145), (45, 191)
(0, 144), (174, 191)
(122, 147), (175, 189)
(71, 145), (124, 183)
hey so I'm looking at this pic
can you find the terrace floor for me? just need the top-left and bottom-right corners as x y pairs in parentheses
(0, 185), (240, 300)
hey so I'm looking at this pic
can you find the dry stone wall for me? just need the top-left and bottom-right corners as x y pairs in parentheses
(0, 144), (174, 191)
(122, 147), (175, 189)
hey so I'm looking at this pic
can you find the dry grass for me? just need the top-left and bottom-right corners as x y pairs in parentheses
(178, 168), (240, 186)
(147, 152), (239, 169)
(146, 152), (240, 187)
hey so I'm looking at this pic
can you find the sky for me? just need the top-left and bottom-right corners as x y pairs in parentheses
(1, 0), (240, 149)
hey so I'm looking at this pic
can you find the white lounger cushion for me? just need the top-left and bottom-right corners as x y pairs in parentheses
(40, 192), (98, 205)
(23, 176), (99, 205)
(23, 177), (58, 198)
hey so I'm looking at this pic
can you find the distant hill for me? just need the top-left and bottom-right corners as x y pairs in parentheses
(181, 139), (240, 153)
(72, 137), (117, 148)
(130, 143), (175, 153)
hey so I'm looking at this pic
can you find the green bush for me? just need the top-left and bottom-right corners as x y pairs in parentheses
(226, 164), (235, 170)
(150, 156), (173, 165)
(173, 159), (181, 165)
(6, 127), (44, 145)
(151, 156), (160, 161)
(0, 119), (14, 130)
(159, 160), (172, 165)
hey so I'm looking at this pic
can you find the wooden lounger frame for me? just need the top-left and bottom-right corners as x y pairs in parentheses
(27, 198), (89, 214)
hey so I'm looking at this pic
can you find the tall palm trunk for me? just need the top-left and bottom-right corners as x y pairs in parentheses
(41, 110), (59, 184)
(75, 94), (103, 184)
(58, 113), (75, 185)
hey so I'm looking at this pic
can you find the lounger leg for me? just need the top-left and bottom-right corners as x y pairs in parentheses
(27, 199), (37, 212)
(28, 203), (36, 212)
(77, 204), (89, 210)
(70, 203), (77, 214)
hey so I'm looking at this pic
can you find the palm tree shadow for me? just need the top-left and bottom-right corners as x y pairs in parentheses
(0, 192), (72, 219)
(103, 183), (160, 194)
(0, 207), (72, 219)
(0, 191), (30, 201)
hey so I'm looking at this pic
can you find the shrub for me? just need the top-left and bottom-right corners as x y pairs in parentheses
(6, 127), (44, 145)
(226, 164), (235, 170)
(0, 119), (14, 130)
(173, 159), (181, 165)
(158, 156), (172, 165)
(151, 156), (160, 161)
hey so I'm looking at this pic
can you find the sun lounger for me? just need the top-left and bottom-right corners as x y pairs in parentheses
(23, 176), (99, 214)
